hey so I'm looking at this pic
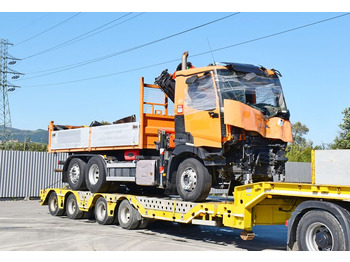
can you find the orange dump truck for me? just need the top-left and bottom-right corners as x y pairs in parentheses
(48, 52), (292, 202)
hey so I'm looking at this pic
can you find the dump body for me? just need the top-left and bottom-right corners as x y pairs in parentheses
(49, 121), (140, 151)
(48, 78), (174, 153)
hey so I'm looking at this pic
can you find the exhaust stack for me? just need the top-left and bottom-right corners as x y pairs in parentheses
(182, 51), (189, 70)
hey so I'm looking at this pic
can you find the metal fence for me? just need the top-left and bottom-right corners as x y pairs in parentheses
(0, 149), (312, 198)
(285, 161), (311, 183)
(0, 150), (68, 198)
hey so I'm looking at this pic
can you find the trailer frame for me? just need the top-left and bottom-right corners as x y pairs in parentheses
(40, 181), (350, 251)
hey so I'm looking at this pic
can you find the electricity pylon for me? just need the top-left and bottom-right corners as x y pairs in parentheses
(0, 39), (23, 142)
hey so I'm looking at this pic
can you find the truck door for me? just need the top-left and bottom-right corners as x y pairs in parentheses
(183, 73), (222, 148)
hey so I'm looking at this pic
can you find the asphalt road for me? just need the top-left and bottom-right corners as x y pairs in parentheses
(0, 200), (288, 251)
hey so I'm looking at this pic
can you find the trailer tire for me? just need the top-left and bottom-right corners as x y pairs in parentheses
(66, 194), (83, 219)
(67, 158), (87, 191)
(117, 199), (140, 230)
(296, 210), (346, 251)
(85, 156), (109, 193)
(94, 197), (114, 225)
(176, 158), (212, 202)
(137, 218), (149, 229)
(48, 192), (65, 216)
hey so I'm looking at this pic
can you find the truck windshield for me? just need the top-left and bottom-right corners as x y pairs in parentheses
(216, 69), (288, 118)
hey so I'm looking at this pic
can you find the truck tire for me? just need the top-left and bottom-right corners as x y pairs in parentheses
(94, 197), (114, 225)
(85, 156), (109, 193)
(48, 192), (65, 216)
(67, 158), (87, 191)
(176, 158), (212, 202)
(117, 199), (140, 230)
(296, 210), (346, 251)
(66, 194), (83, 219)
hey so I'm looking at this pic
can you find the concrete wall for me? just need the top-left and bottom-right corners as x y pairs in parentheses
(314, 149), (350, 186)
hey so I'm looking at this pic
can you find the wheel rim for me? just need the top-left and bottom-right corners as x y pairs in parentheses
(89, 164), (99, 185)
(96, 201), (107, 222)
(180, 167), (197, 192)
(305, 222), (334, 251)
(120, 204), (131, 225)
(69, 164), (80, 184)
(67, 197), (76, 215)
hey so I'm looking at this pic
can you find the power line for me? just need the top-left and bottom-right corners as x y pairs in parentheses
(13, 13), (82, 47)
(22, 13), (145, 60)
(191, 12), (350, 58)
(19, 12), (240, 80)
(24, 59), (179, 87)
(22, 12), (350, 88)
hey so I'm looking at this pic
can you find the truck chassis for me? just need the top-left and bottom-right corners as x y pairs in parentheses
(41, 181), (350, 251)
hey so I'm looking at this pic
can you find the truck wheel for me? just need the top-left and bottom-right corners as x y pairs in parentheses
(67, 158), (87, 191)
(85, 156), (109, 193)
(176, 158), (212, 202)
(296, 210), (346, 251)
(66, 194), (83, 219)
(48, 192), (65, 216)
(94, 197), (114, 225)
(117, 199), (140, 230)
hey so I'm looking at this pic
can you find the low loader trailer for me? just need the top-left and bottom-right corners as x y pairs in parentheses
(41, 161), (350, 251)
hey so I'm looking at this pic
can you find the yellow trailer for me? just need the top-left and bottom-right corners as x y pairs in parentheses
(40, 180), (350, 251)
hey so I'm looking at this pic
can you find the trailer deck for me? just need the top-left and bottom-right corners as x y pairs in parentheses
(40, 181), (350, 250)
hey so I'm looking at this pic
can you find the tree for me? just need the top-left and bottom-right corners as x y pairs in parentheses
(0, 140), (47, 152)
(286, 121), (313, 162)
(332, 107), (350, 149)
(291, 121), (309, 147)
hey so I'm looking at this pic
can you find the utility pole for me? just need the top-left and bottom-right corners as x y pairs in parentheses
(0, 38), (23, 143)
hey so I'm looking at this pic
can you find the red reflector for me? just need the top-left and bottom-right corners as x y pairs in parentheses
(124, 150), (139, 161)
(285, 220), (289, 227)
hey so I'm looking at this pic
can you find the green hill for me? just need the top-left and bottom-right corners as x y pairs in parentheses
(0, 127), (48, 143)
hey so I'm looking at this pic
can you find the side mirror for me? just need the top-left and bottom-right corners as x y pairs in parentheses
(185, 75), (198, 85)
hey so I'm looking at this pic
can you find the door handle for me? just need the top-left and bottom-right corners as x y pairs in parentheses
(208, 111), (219, 118)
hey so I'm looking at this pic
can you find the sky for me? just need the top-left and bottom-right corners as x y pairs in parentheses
(1, 2), (350, 146)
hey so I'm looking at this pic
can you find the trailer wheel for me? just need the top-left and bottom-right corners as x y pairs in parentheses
(117, 199), (140, 230)
(48, 192), (65, 216)
(94, 197), (114, 225)
(296, 210), (346, 251)
(67, 158), (87, 190)
(66, 194), (83, 219)
(137, 218), (149, 229)
(85, 156), (109, 193)
(176, 158), (212, 202)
